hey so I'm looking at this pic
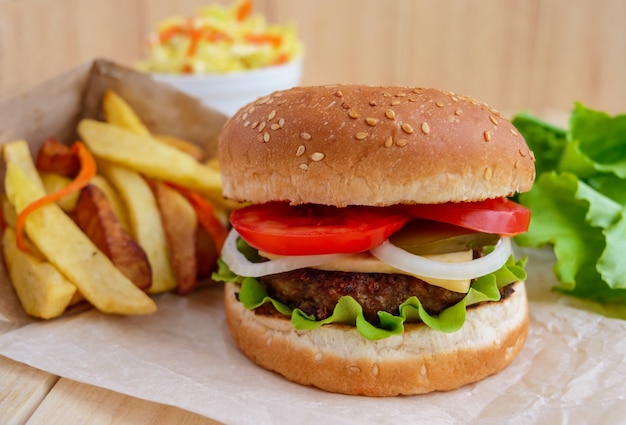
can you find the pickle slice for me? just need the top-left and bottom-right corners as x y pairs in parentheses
(389, 219), (500, 255)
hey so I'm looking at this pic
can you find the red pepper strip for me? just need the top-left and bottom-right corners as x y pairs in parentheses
(244, 33), (283, 48)
(236, 0), (252, 21)
(167, 183), (228, 252)
(15, 141), (96, 253)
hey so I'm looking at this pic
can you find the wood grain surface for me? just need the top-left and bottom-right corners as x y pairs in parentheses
(0, 0), (624, 115)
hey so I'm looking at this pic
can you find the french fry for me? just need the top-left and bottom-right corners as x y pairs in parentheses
(39, 172), (80, 212)
(102, 89), (151, 137)
(153, 134), (205, 161)
(2, 140), (46, 193)
(2, 227), (77, 319)
(102, 90), (205, 160)
(2, 195), (17, 229)
(90, 174), (131, 232)
(3, 161), (157, 315)
(98, 160), (176, 294)
(151, 181), (198, 295)
(78, 119), (221, 194)
(73, 184), (152, 291)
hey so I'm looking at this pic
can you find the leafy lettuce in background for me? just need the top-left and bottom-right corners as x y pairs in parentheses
(512, 104), (626, 309)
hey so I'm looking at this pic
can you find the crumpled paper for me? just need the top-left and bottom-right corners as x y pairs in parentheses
(1, 247), (625, 425)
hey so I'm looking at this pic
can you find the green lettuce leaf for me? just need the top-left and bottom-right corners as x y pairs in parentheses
(513, 103), (626, 309)
(214, 255), (527, 341)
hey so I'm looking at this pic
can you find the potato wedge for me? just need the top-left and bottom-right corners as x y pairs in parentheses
(102, 89), (151, 137)
(151, 181), (198, 295)
(2, 227), (77, 319)
(4, 162), (156, 315)
(39, 172), (80, 212)
(89, 174), (131, 232)
(98, 160), (176, 293)
(34, 137), (79, 177)
(195, 225), (218, 279)
(73, 184), (152, 291)
(78, 119), (221, 194)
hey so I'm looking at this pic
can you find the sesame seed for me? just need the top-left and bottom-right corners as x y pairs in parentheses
(251, 121), (259, 129)
(421, 122), (430, 134)
(369, 100), (378, 106)
(519, 149), (526, 157)
(412, 88), (421, 94)
(384, 136), (393, 148)
(435, 101), (444, 108)
(243, 121), (251, 127)
(396, 92), (407, 97)
(451, 96), (459, 102)
(455, 109), (463, 115)
(263, 132), (270, 142)
(342, 102), (351, 109)
(489, 115), (499, 125)
(242, 112), (248, 120)
(348, 109), (359, 119)
(258, 121), (266, 132)
(529, 150), (536, 161)
(296, 145), (305, 156)
(391, 100), (401, 106)
(484, 167), (493, 180)
(334, 90), (343, 97)
(299, 163), (308, 170)
(278, 118), (285, 128)
(355, 132), (368, 140)
(396, 139), (408, 147)
(371, 364), (379, 376)
(311, 152), (325, 161)
(365, 117), (378, 126)
(401, 123), (414, 134)
(314, 353), (323, 362)
(385, 109), (396, 120)
(270, 123), (280, 130)
(510, 128), (519, 136)
(483, 130), (491, 142)
(268, 110), (276, 120)
(349, 366), (361, 374)
(300, 132), (312, 140)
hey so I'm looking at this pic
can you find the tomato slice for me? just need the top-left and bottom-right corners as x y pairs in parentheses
(400, 198), (531, 236)
(230, 202), (411, 256)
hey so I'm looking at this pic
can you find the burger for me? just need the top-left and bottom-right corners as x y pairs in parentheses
(214, 85), (535, 396)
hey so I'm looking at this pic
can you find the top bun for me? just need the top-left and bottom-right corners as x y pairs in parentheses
(218, 85), (535, 207)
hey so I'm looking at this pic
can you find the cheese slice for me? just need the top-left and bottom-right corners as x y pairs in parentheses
(260, 250), (473, 293)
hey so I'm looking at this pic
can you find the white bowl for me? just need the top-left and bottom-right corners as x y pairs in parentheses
(151, 59), (302, 117)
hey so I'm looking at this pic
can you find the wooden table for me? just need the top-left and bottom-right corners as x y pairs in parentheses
(0, 355), (222, 425)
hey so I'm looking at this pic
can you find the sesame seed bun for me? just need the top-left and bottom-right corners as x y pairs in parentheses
(218, 85), (535, 207)
(224, 281), (529, 396)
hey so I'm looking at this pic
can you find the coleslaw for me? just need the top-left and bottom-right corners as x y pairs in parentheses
(136, 0), (303, 75)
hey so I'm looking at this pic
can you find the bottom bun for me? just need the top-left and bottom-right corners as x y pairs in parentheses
(224, 281), (529, 396)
